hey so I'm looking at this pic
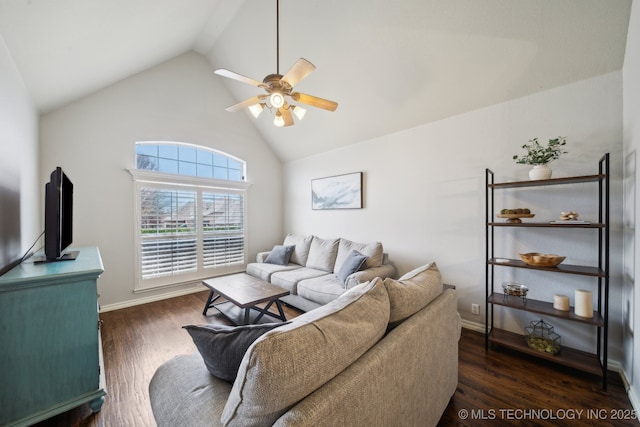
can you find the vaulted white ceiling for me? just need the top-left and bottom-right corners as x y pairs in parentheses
(0, 0), (632, 161)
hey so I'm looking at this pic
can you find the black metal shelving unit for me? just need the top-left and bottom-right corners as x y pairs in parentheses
(485, 153), (610, 389)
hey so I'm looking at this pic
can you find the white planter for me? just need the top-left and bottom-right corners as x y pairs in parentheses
(529, 164), (552, 180)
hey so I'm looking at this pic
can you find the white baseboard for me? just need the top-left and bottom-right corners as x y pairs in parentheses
(99, 285), (207, 313)
(618, 366), (640, 415)
(628, 384), (640, 415)
(461, 318), (485, 333)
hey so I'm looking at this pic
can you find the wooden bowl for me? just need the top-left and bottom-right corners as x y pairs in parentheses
(519, 252), (566, 267)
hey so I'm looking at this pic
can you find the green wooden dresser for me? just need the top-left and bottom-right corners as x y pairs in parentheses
(0, 246), (106, 426)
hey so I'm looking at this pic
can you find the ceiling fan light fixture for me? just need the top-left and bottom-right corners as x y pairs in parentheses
(274, 111), (285, 127)
(214, 0), (337, 127)
(270, 91), (285, 108)
(248, 103), (264, 118)
(292, 105), (306, 120)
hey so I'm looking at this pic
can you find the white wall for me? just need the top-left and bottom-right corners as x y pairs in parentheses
(284, 72), (624, 362)
(40, 51), (283, 307)
(0, 34), (39, 259)
(623, 0), (640, 411)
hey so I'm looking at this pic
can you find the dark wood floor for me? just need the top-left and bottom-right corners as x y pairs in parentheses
(438, 329), (637, 427)
(32, 291), (636, 427)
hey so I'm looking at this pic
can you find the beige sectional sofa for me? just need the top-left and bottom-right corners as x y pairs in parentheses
(246, 234), (396, 312)
(149, 262), (461, 427)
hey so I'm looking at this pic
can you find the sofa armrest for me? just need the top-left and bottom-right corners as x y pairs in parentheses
(345, 264), (396, 289)
(256, 251), (271, 263)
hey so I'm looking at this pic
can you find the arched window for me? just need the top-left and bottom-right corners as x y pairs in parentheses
(130, 142), (249, 291)
(135, 142), (245, 181)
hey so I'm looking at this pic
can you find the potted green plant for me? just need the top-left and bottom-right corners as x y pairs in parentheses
(513, 137), (567, 180)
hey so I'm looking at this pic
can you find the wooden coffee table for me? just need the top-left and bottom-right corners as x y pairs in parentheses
(202, 273), (290, 325)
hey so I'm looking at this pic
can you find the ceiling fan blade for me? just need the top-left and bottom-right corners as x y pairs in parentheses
(291, 92), (338, 111)
(214, 69), (264, 87)
(225, 95), (266, 112)
(279, 106), (294, 126)
(281, 58), (316, 87)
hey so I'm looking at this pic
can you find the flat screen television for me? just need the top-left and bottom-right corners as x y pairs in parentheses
(38, 167), (78, 262)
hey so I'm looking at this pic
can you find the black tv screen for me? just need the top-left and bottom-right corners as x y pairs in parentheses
(43, 167), (78, 262)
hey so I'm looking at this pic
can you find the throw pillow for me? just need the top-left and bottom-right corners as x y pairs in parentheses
(336, 250), (368, 285)
(264, 245), (295, 265)
(183, 323), (286, 383)
(383, 262), (443, 325)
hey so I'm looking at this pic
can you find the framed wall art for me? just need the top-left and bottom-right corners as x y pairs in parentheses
(311, 172), (363, 210)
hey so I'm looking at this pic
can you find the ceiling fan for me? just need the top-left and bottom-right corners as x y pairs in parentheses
(214, 0), (338, 127)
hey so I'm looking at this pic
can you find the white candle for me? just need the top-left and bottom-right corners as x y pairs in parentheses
(553, 294), (570, 311)
(574, 289), (594, 318)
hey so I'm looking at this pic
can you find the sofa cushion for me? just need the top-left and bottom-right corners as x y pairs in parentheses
(334, 239), (383, 272)
(283, 234), (313, 266)
(336, 250), (367, 285)
(383, 262), (443, 325)
(183, 323), (286, 383)
(305, 236), (339, 272)
(221, 278), (390, 427)
(264, 245), (295, 265)
(246, 262), (299, 282)
(297, 274), (348, 305)
(270, 267), (330, 294)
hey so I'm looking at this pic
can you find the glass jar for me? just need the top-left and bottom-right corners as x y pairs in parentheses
(524, 319), (561, 355)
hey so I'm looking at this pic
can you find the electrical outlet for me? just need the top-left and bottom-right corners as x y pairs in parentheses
(471, 304), (480, 315)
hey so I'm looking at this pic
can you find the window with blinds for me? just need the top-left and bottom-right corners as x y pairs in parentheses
(201, 193), (245, 268)
(132, 142), (248, 292)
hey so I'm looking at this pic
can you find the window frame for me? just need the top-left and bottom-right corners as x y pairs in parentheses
(130, 158), (251, 293)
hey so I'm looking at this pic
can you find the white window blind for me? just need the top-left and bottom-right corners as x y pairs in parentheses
(140, 189), (198, 279)
(202, 192), (245, 268)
